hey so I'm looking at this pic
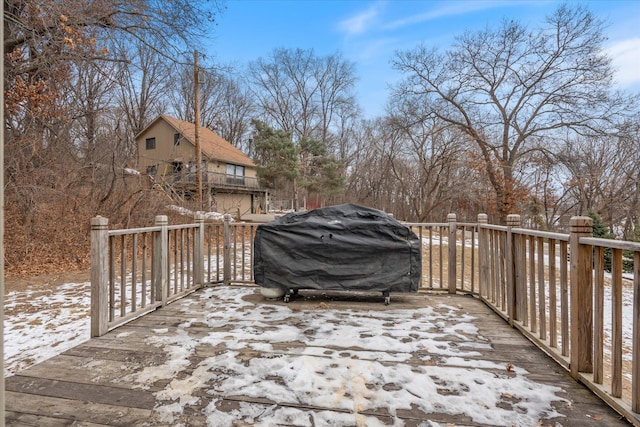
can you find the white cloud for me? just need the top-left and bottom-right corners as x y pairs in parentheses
(607, 37), (640, 88)
(338, 1), (384, 36)
(384, 1), (512, 31)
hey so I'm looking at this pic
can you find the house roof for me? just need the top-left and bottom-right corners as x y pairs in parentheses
(138, 114), (255, 167)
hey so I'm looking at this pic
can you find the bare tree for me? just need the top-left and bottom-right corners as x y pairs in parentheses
(385, 96), (479, 221)
(3, 0), (224, 275)
(392, 4), (634, 221)
(557, 131), (639, 235)
(248, 48), (358, 144)
(168, 64), (255, 150)
(114, 38), (172, 156)
(215, 77), (256, 151)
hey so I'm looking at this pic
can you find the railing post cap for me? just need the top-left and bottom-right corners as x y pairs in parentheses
(506, 214), (521, 227)
(447, 213), (456, 222)
(91, 216), (109, 228)
(477, 213), (488, 223)
(223, 213), (232, 221)
(569, 216), (593, 231)
(155, 215), (168, 225)
(195, 211), (205, 221)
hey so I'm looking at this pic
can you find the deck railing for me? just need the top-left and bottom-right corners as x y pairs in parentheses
(91, 211), (640, 426)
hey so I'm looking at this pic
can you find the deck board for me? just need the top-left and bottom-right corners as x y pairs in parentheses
(5, 286), (634, 426)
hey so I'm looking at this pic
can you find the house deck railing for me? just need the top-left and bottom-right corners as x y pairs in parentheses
(91, 212), (640, 426)
(171, 172), (262, 191)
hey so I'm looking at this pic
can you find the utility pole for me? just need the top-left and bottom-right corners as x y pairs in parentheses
(194, 50), (202, 210)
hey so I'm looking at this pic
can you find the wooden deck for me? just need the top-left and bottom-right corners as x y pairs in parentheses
(5, 286), (632, 426)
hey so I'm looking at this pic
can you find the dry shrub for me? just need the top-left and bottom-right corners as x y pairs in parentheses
(4, 161), (175, 277)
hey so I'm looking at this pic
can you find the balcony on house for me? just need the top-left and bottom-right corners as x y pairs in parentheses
(172, 171), (261, 192)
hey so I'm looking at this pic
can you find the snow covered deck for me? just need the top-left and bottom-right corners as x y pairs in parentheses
(5, 286), (631, 426)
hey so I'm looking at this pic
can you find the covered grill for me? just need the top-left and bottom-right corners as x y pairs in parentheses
(253, 204), (421, 304)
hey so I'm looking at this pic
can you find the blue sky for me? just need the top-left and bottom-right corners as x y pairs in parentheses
(209, 0), (640, 118)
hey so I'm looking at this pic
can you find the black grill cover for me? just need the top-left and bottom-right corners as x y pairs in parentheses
(253, 204), (421, 293)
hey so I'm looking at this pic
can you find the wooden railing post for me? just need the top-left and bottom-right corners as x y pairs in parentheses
(448, 213), (457, 294)
(194, 212), (205, 286)
(570, 216), (593, 379)
(154, 215), (169, 305)
(91, 216), (109, 338)
(223, 214), (232, 286)
(477, 214), (488, 298)
(506, 214), (521, 326)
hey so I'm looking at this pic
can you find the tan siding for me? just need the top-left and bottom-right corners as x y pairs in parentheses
(214, 193), (253, 216)
(137, 115), (258, 178)
(245, 167), (257, 179)
(138, 120), (194, 173)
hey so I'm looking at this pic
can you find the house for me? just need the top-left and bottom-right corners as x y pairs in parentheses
(136, 114), (266, 215)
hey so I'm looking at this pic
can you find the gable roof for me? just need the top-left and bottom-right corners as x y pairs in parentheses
(138, 114), (255, 167)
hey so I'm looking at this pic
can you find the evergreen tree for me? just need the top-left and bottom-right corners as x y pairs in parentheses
(251, 119), (298, 189)
(623, 221), (640, 272)
(298, 137), (345, 198)
(587, 211), (614, 272)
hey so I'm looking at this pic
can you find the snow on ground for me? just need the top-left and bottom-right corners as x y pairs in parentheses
(4, 281), (91, 375)
(123, 287), (565, 426)
(3, 278), (636, 425)
(166, 205), (228, 222)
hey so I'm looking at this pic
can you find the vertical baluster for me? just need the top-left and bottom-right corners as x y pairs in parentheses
(141, 232), (147, 308)
(418, 226), (424, 289)
(186, 228), (192, 289)
(529, 236), (537, 333)
(549, 240), (557, 348)
(109, 236), (115, 322)
(518, 233), (528, 326)
(439, 226), (443, 289)
(506, 215), (520, 324)
(498, 232), (505, 310)
(461, 225), (466, 291)
(429, 227), (433, 288)
(538, 236), (546, 340)
(447, 214), (457, 294)
(207, 226), (212, 284)
(250, 225), (256, 282)
(241, 224), (246, 281)
(233, 225), (238, 281)
(492, 230), (499, 303)
(612, 248), (623, 397)
(593, 246), (605, 384)
(120, 234), (126, 317)
(560, 240), (569, 357)
(217, 225), (222, 282)
(132, 234), (138, 313)
(470, 225), (475, 293)
(150, 231), (156, 302)
(632, 251), (640, 412)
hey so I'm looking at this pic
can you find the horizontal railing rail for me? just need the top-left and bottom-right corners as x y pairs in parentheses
(91, 211), (640, 425)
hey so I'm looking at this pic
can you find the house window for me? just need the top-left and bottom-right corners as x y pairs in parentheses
(145, 137), (156, 150)
(174, 133), (180, 146)
(226, 164), (245, 186)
